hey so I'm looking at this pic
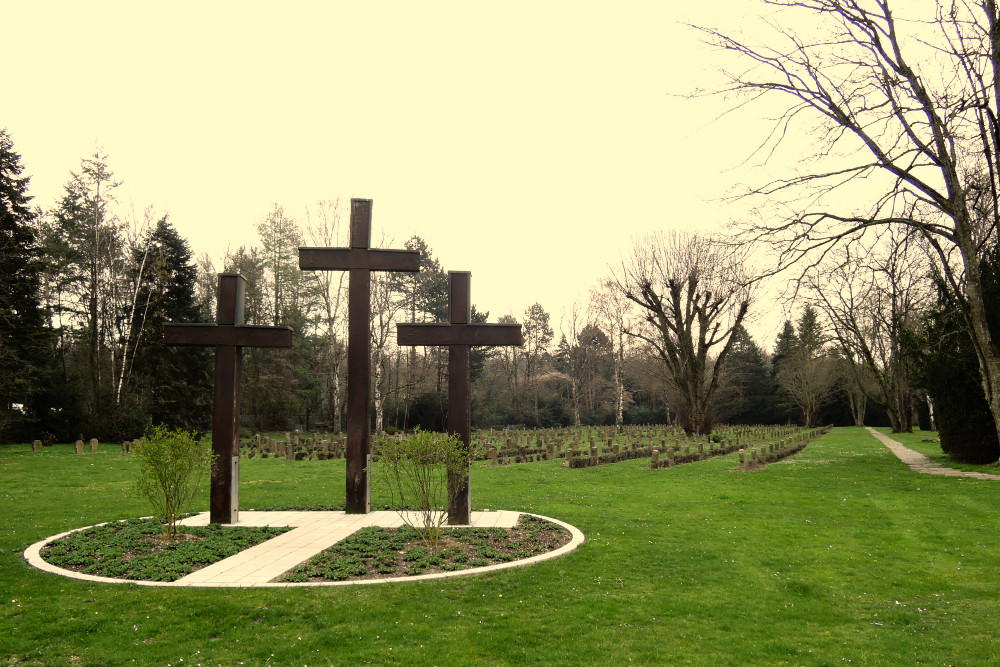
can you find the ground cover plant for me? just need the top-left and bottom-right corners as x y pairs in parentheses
(40, 518), (290, 582)
(280, 514), (570, 582)
(4, 426), (1000, 664)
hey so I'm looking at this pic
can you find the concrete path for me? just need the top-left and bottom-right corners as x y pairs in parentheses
(866, 427), (1000, 480)
(24, 510), (585, 588)
(174, 510), (521, 586)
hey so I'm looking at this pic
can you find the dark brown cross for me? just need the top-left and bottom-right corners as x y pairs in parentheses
(299, 199), (420, 513)
(397, 271), (522, 525)
(164, 273), (293, 524)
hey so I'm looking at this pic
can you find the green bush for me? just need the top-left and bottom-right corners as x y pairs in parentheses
(133, 425), (215, 538)
(372, 428), (466, 549)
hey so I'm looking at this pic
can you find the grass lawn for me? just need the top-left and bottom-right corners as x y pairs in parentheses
(3, 426), (1000, 665)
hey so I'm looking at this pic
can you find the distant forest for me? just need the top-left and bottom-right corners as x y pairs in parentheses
(1, 130), (995, 463)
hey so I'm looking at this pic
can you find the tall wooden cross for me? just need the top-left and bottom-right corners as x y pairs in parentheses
(299, 198), (420, 513)
(164, 273), (293, 524)
(397, 271), (523, 525)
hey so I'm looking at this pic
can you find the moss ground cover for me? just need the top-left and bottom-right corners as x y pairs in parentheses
(41, 518), (290, 582)
(4, 427), (1000, 665)
(281, 515), (570, 582)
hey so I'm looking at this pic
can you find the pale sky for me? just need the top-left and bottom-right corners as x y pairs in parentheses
(6, 1), (792, 344)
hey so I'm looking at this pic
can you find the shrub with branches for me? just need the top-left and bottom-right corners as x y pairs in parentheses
(133, 425), (215, 538)
(372, 428), (466, 549)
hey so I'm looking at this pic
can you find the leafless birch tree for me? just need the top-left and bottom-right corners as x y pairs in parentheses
(590, 278), (635, 429)
(304, 199), (348, 431)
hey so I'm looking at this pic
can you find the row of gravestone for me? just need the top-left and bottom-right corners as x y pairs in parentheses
(736, 425), (833, 471)
(475, 425), (688, 452)
(473, 423), (803, 455)
(483, 423), (790, 467)
(240, 433), (347, 461)
(31, 438), (104, 454)
(216, 423), (815, 467)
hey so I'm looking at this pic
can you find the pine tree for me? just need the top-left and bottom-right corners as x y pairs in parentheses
(0, 129), (49, 441)
(127, 218), (211, 432)
(717, 325), (776, 424)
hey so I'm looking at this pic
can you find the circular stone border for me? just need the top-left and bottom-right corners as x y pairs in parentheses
(23, 512), (585, 588)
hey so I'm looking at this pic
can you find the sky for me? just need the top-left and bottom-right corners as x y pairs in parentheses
(6, 1), (795, 345)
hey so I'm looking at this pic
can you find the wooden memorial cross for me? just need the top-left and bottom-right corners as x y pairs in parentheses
(164, 273), (293, 524)
(299, 199), (420, 513)
(397, 271), (523, 525)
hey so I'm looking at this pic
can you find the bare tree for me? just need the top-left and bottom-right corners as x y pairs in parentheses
(614, 231), (754, 435)
(303, 199), (348, 431)
(695, 0), (1000, 442)
(590, 278), (635, 429)
(557, 302), (585, 427)
(777, 348), (840, 427)
(807, 228), (929, 431)
(370, 234), (409, 433)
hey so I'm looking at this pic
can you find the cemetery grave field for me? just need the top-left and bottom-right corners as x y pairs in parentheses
(4, 426), (1000, 665)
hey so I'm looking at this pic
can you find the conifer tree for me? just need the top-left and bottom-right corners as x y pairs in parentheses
(0, 129), (49, 441)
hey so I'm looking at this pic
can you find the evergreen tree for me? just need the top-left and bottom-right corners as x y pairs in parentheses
(128, 218), (212, 433)
(716, 325), (776, 424)
(909, 247), (1000, 463)
(0, 129), (49, 441)
(770, 319), (799, 422)
(775, 306), (840, 427)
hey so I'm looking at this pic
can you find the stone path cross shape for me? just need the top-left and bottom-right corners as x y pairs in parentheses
(397, 271), (523, 525)
(299, 199), (420, 513)
(164, 273), (293, 524)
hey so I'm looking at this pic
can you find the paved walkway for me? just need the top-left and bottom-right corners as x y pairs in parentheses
(24, 510), (585, 588)
(866, 427), (1000, 480)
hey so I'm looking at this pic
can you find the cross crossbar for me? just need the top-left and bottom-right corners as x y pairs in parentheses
(164, 323), (294, 348)
(298, 247), (419, 272)
(396, 323), (522, 347)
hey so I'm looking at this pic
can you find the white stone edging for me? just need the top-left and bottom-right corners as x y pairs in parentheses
(23, 512), (585, 588)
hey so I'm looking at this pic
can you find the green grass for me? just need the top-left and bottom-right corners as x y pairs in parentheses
(3, 428), (1000, 665)
(874, 427), (1000, 474)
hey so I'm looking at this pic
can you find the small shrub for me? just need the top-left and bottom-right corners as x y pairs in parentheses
(133, 425), (215, 539)
(372, 428), (467, 549)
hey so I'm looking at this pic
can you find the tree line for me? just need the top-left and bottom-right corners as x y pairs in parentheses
(1, 90), (999, 464)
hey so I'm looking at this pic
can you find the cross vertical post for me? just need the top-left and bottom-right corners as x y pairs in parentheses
(164, 273), (293, 524)
(347, 201), (374, 514)
(446, 273), (473, 522)
(397, 271), (523, 524)
(298, 199), (420, 513)
(212, 274), (243, 524)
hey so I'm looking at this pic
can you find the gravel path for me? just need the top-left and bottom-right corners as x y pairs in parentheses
(866, 427), (1000, 480)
